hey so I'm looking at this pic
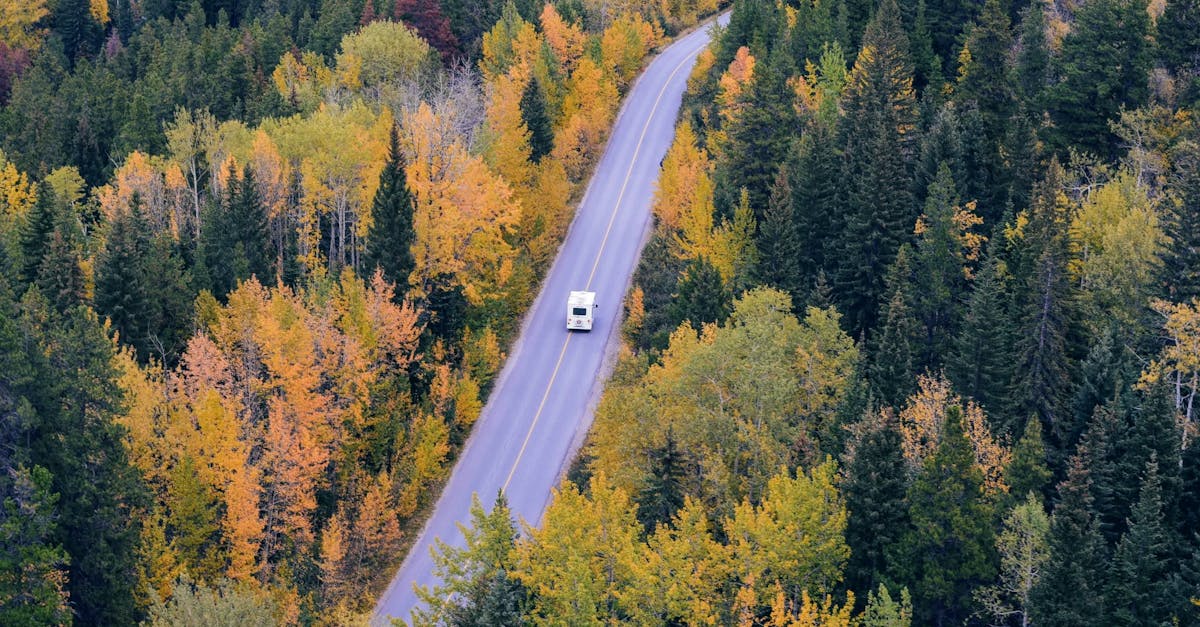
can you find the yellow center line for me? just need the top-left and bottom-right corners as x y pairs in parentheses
(584, 43), (706, 291)
(501, 37), (708, 494)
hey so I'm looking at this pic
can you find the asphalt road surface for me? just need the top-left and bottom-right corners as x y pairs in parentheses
(372, 14), (729, 625)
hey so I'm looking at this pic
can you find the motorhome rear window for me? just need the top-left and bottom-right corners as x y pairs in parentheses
(572, 307), (588, 316)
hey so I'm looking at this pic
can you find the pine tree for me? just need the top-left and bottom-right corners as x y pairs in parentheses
(1163, 144), (1200, 301)
(1014, 1), (1049, 111)
(22, 299), (147, 624)
(869, 246), (918, 409)
(1028, 449), (1107, 625)
(1007, 417), (1052, 503)
(1106, 459), (1177, 627)
(791, 122), (840, 286)
(947, 250), (1015, 424)
(365, 124), (417, 295)
(520, 75), (553, 164)
(911, 163), (965, 371)
(834, 0), (919, 334)
(140, 234), (194, 365)
(1043, 0), (1153, 159)
(19, 182), (59, 287)
(894, 406), (997, 626)
(754, 167), (801, 301)
(1158, 0), (1200, 82)
(1014, 166), (1076, 453)
(95, 195), (151, 359)
(416, 493), (527, 624)
(671, 256), (731, 330)
(954, 0), (1016, 215)
(228, 164), (271, 283)
(844, 417), (910, 596)
(34, 226), (86, 313)
(717, 45), (797, 217)
(635, 427), (688, 533)
(0, 465), (71, 626)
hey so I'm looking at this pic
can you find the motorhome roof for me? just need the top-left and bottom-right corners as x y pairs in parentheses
(568, 291), (595, 305)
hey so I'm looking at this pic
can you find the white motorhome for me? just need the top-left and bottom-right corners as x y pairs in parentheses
(567, 291), (596, 331)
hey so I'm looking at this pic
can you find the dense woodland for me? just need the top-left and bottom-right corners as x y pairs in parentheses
(0, 0), (721, 623)
(417, 0), (1200, 626)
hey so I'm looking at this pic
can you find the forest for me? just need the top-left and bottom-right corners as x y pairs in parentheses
(0, 0), (718, 624)
(415, 0), (1200, 626)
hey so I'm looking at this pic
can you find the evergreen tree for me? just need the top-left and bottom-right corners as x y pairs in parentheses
(869, 246), (918, 409)
(95, 196), (152, 359)
(424, 273), (469, 346)
(1014, 1), (1049, 110)
(1028, 449), (1107, 625)
(21, 296), (147, 624)
(520, 75), (553, 164)
(635, 428), (688, 533)
(909, 0), (942, 93)
(894, 406), (997, 626)
(1106, 458), (1177, 627)
(954, 0), (1017, 215)
(717, 45), (797, 217)
(1043, 0), (1153, 159)
(1006, 417), (1052, 503)
(754, 167), (801, 301)
(1163, 144), (1200, 301)
(34, 226), (86, 314)
(1181, 443), (1200, 544)
(228, 164), (271, 281)
(671, 256), (731, 330)
(19, 183), (60, 287)
(915, 104), (966, 207)
(844, 417), (910, 596)
(141, 234), (195, 365)
(911, 163), (965, 371)
(947, 250), (1014, 423)
(365, 124), (417, 294)
(1155, 0), (1200, 79)
(0, 465), (71, 626)
(1014, 166), (1076, 453)
(416, 493), (528, 625)
(834, 0), (919, 334)
(791, 123), (840, 287)
(203, 164), (271, 297)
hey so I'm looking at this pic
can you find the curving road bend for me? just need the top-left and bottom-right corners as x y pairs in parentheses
(373, 13), (729, 625)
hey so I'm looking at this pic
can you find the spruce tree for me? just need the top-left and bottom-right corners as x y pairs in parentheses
(894, 406), (997, 626)
(844, 417), (910, 596)
(34, 227), (86, 314)
(1106, 459), (1177, 627)
(1014, 165), (1076, 453)
(365, 124), (417, 294)
(1006, 417), (1052, 503)
(869, 246), (918, 409)
(948, 250), (1014, 425)
(1163, 145), (1200, 301)
(911, 163), (965, 371)
(717, 46), (797, 217)
(834, 0), (919, 334)
(755, 167), (801, 302)
(1155, 0), (1200, 79)
(19, 183), (60, 287)
(21, 297), (147, 625)
(671, 256), (731, 330)
(520, 75), (553, 164)
(954, 0), (1016, 215)
(1043, 0), (1153, 159)
(791, 123), (840, 286)
(1014, 1), (1050, 111)
(95, 196), (151, 359)
(229, 164), (271, 283)
(1028, 448), (1107, 626)
(635, 428), (688, 533)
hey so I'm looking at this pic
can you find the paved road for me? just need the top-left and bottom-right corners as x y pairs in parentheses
(372, 14), (728, 625)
